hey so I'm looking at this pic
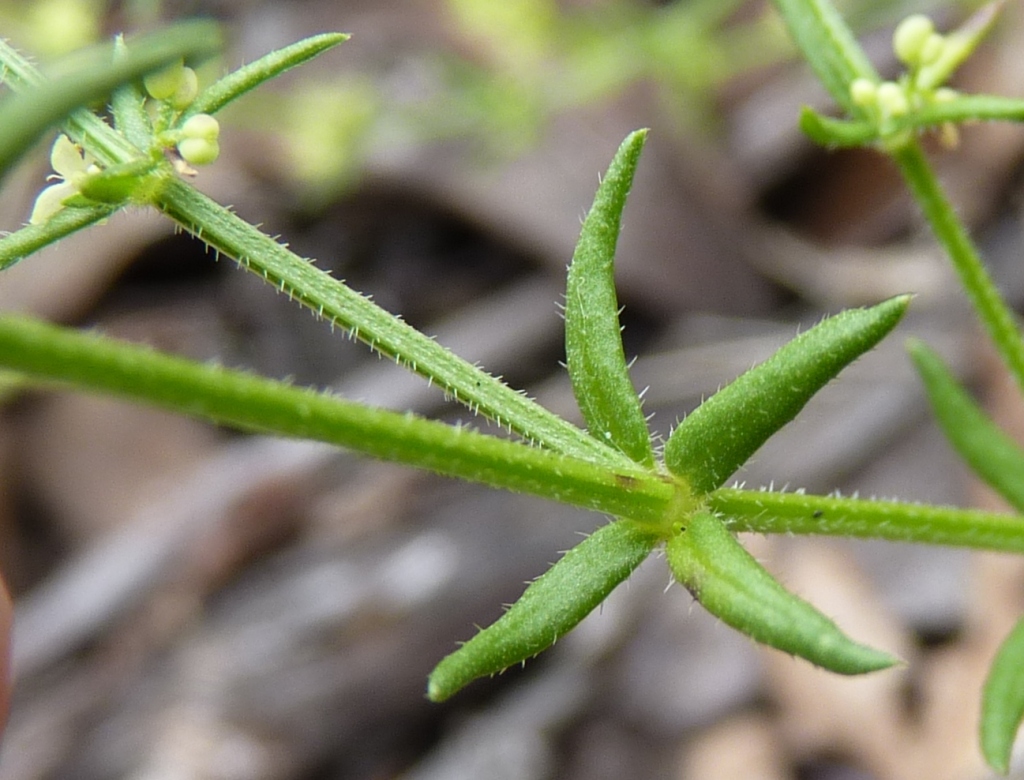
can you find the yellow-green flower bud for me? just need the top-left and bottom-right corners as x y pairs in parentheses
(181, 113), (220, 142)
(893, 14), (935, 67)
(876, 81), (909, 117)
(169, 67), (199, 110)
(919, 32), (946, 66)
(849, 78), (877, 108)
(177, 137), (220, 166)
(144, 59), (185, 101)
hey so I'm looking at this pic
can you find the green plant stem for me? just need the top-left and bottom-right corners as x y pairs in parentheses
(0, 314), (674, 522)
(152, 176), (632, 468)
(712, 488), (1024, 553)
(0, 204), (116, 270)
(892, 140), (1024, 391)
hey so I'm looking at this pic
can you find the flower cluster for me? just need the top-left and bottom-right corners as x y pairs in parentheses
(144, 59), (220, 168)
(848, 11), (995, 149)
(30, 58), (222, 224)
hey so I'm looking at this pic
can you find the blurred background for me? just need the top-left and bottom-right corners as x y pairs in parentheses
(1, 0), (1024, 777)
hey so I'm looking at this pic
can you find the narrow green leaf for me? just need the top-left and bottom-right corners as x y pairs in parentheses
(909, 340), (1024, 513)
(428, 519), (660, 702)
(712, 487), (1024, 554)
(665, 295), (910, 494)
(565, 130), (653, 466)
(893, 143), (1024, 396)
(0, 21), (220, 179)
(770, 0), (879, 115)
(111, 37), (154, 149)
(799, 106), (875, 147)
(0, 315), (676, 523)
(183, 33), (349, 120)
(667, 511), (898, 674)
(917, 1), (1004, 92)
(906, 94), (1024, 128)
(981, 615), (1024, 774)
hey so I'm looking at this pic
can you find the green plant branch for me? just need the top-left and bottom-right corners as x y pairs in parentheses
(712, 488), (1024, 553)
(0, 203), (116, 270)
(152, 176), (632, 468)
(2, 312), (1020, 553)
(893, 140), (1024, 392)
(0, 314), (674, 522)
(0, 32), (627, 469)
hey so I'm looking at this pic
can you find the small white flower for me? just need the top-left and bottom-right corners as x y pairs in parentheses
(29, 134), (99, 224)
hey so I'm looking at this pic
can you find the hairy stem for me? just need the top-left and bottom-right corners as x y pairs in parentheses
(153, 176), (632, 468)
(893, 141), (1024, 391)
(712, 488), (1024, 553)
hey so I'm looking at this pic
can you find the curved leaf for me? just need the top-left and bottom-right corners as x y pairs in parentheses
(667, 511), (898, 674)
(981, 615), (1024, 774)
(565, 130), (654, 466)
(665, 295), (910, 494)
(183, 33), (349, 120)
(428, 518), (660, 701)
(909, 339), (1024, 513)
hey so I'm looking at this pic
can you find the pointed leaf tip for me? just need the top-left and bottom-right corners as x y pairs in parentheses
(666, 295), (910, 494)
(909, 339), (1024, 514)
(667, 512), (899, 675)
(427, 519), (658, 701)
(565, 130), (653, 466)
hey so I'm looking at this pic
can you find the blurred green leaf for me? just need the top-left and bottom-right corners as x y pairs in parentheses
(982, 616), (1024, 774)
(909, 339), (1024, 513)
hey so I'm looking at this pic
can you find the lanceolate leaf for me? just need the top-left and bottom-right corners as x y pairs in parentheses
(667, 511), (898, 674)
(665, 296), (910, 494)
(428, 519), (660, 701)
(565, 130), (654, 466)
(911, 340), (1024, 510)
(183, 33), (349, 120)
(981, 616), (1024, 774)
(910, 339), (1024, 513)
(770, 0), (879, 116)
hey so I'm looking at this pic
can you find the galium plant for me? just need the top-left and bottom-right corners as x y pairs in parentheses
(3, 1), (1024, 771)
